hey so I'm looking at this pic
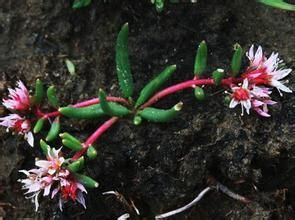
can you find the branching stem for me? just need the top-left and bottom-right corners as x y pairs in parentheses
(72, 117), (119, 160)
(35, 96), (129, 119)
(141, 77), (242, 108)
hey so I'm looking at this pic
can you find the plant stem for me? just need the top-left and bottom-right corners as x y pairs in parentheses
(72, 96), (129, 108)
(141, 77), (241, 108)
(72, 117), (119, 160)
(36, 96), (129, 119)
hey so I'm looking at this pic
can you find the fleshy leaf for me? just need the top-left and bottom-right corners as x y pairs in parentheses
(59, 104), (106, 119)
(99, 89), (130, 117)
(47, 86), (59, 108)
(74, 173), (99, 188)
(135, 65), (176, 108)
(231, 44), (243, 77)
(138, 102), (183, 123)
(194, 41), (208, 76)
(258, 0), (295, 10)
(45, 117), (60, 142)
(116, 23), (134, 98)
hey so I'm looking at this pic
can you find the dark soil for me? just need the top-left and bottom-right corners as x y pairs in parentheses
(0, 0), (294, 219)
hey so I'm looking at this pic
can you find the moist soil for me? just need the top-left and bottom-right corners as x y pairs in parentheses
(0, 0), (294, 219)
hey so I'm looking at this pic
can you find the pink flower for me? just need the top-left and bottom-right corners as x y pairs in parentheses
(0, 114), (34, 146)
(18, 148), (87, 211)
(58, 179), (87, 209)
(252, 99), (276, 117)
(2, 81), (31, 111)
(18, 168), (52, 211)
(35, 147), (65, 175)
(243, 45), (292, 95)
(229, 79), (276, 117)
(250, 86), (277, 117)
(229, 79), (252, 115)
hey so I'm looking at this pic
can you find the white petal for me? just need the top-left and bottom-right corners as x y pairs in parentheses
(26, 132), (34, 147)
(229, 99), (239, 108)
(76, 191), (87, 209)
(19, 170), (31, 176)
(264, 100), (277, 105)
(43, 184), (52, 196)
(254, 107), (270, 117)
(242, 100), (251, 115)
(35, 160), (51, 169)
(264, 52), (278, 72)
(26, 183), (42, 194)
(247, 45), (254, 60)
(252, 100), (264, 107)
(271, 80), (292, 95)
(51, 188), (59, 199)
(253, 46), (263, 66)
(77, 182), (87, 193)
(271, 68), (292, 80)
(242, 79), (249, 89)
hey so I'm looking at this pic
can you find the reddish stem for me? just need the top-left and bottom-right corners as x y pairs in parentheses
(72, 117), (119, 160)
(36, 96), (129, 119)
(141, 77), (242, 108)
(72, 96), (129, 108)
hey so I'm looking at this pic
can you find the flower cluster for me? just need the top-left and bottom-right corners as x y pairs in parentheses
(0, 81), (34, 146)
(229, 45), (292, 117)
(18, 148), (87, 211)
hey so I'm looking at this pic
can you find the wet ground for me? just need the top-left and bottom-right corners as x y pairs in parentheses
(0, 0), (294, 219)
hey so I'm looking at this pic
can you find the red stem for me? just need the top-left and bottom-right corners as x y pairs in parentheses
(141, 77), (242, 108)
(36, 96), (129, 119)
(72, 96), (129, 108)
(72, 117), (119, 160)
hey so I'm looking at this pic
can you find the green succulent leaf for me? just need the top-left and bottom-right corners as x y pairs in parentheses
(72, 0), (92, 9)
(87, 145), (97, 160)
(32, 79), (44, 106)
(60, 132), (81, 145)
(212, 69), (225, 86)
(59, 104), (106, 119)
(45, 117), (60, 142)
(62, 139), (82, 151)
(152, 0), (165, 12)
(47, 86), (60, 108)
(135, 64), (177, 108)
(194, 86), (205, 101)
(194, 41), (208, 76)
(40, 139), (51, 156)
(33, 118), (46, 134)
(99, 89), (130, 117)
(74, 173), (99, 188)
(116, 23), (134, 98)
(133, 115), (142, 125)
(231, 44), (243, 77)
(258, 0), (295, 10)
(138, 102), (183, 123)
(67, 157), (85, 172)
